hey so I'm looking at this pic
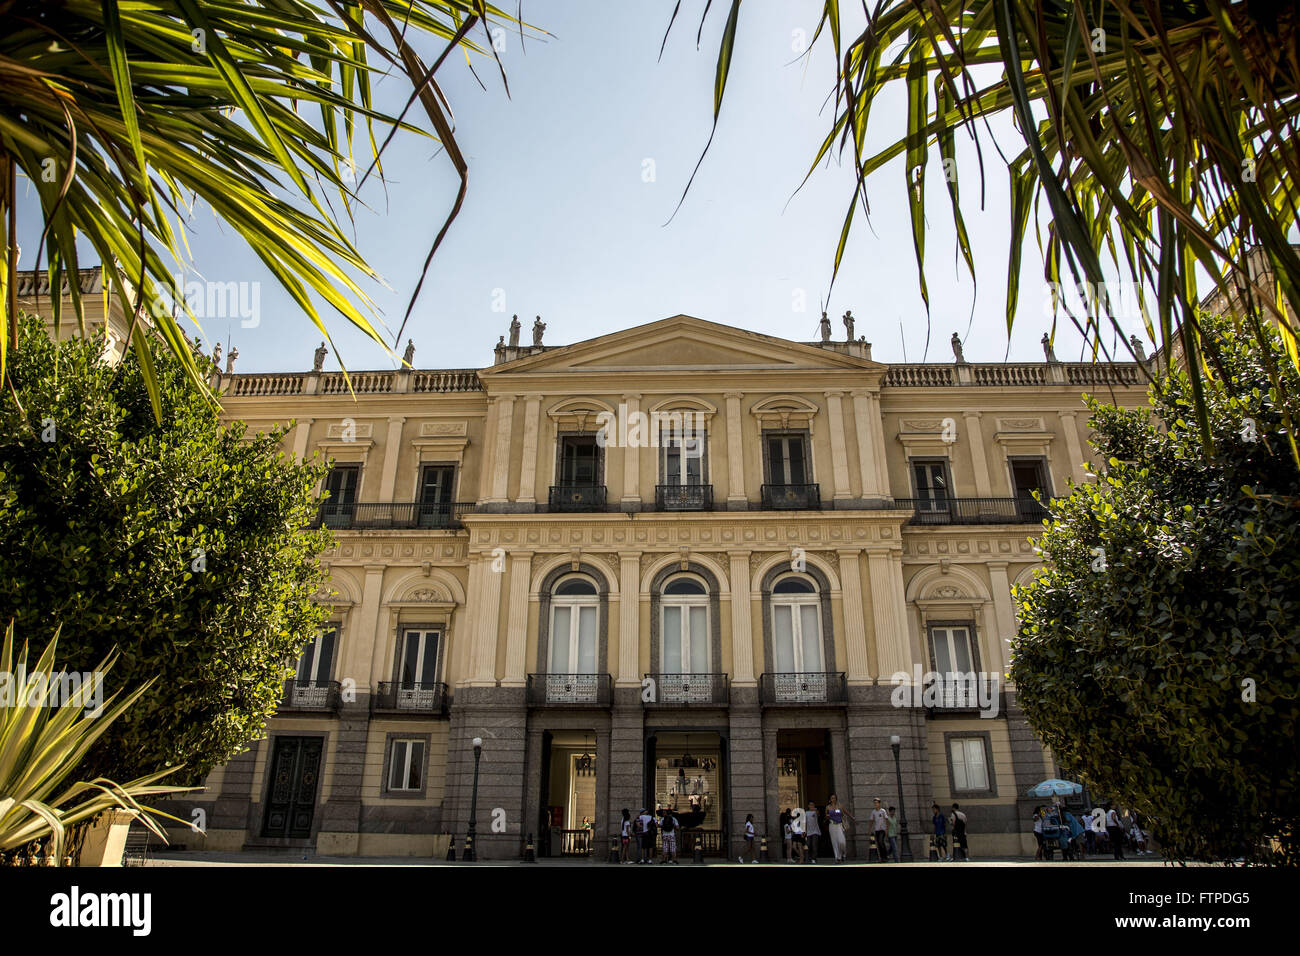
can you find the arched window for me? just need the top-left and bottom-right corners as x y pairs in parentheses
(771, 574), (823, 673)
(550, 575), (598, 674)
(661, 575), (709, 674)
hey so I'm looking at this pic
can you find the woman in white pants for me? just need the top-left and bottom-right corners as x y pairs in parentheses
(825, 794), (855, 862)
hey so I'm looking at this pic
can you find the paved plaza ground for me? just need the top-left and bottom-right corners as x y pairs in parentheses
(148, 850), (1176, 867)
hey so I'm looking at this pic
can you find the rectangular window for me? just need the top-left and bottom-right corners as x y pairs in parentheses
(398, 630), (439, 687)
(296, 626), (337, 684)
(558, 435), (600, 486)
(949, 737), (989, 793)
(663, 605), (708, 673)
(418, 465), (456, 526)
(766, 434), (808, 485)
(663, 430), (705, 486)
(388, 739), (426, 792)
(772, 605), (822, 672)
(930, 625), (975, 675)
(550, 605), (598, 673)
(911, 459), (951, 510)
(1009, 457), (1050, 499)
(322, 465), (360, 526)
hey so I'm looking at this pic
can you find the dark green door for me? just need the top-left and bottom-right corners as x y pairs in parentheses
(262, 736), (323, 838)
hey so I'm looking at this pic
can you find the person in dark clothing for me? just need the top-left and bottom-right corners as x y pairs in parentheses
(1105, 804), (1125, 861)
(932, 803), (950, 861)
(951, 803), (969, 860)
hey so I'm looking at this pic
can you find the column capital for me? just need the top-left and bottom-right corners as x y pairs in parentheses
(986, 560), (1010, 571)
(523, 392), (544, 403)
(963, 410), (984, 420)
(835, 546), (865, 559)
(387, 415), (407, 424)
(618, 550), (642, 561)
(723, 391), (744, 401)
(622, 392), (642, 402)
(726, 549), (752, 560)
(363, 564), (387, 575)
(849, 387), (878, 398)
(823, 389), (847, 399)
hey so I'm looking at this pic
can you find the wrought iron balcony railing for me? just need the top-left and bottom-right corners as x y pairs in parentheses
(312, 501), (474, 530)
(644, 672), (730, 706)
(894, 497), (1051, 525)
(372, 682), (450, 716)
(760, 672), (848, 705)
(548, 484), (607, 513)
(922, 674), (1003, 712)
(279, 679), (340, 713)
(655, 484), (713, 511)
(526, 673), (613, 706)
(759, 483), (821, 511)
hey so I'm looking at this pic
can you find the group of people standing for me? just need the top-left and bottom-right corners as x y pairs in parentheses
(621, 796), (974, 864)
(778, 794), (855, 863)
(1033, 803), (1151, 861)
(621, 807), (686, 863)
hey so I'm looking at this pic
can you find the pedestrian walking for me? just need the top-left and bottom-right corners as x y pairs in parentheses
(886, 806), (901, 861)
(1033, 806), (1045, 860)
(790, 806), (806, 863)
(739, 814), (757, 863)
(870, 798), (890, 862)
(951, 803), (969, 860)
(805, 801), (822, 863)
(781, 809), (793, 862)
(620, 808), (632, 863)
(826, 794), (855, 862)
(932, 803), (949, 861)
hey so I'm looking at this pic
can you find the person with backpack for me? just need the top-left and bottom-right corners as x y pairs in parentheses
(635, 808), (655, 864)
(659, 808), (680, 863)
(951, 803), (969, 860)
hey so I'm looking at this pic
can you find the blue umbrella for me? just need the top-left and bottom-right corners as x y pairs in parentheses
(1025, 778), (1083, 798)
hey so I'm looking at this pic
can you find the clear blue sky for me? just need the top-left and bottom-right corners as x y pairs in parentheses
(18, 0), (1158, 373)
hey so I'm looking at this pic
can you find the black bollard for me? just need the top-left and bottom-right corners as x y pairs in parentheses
(446, 835), (456, 862)
(524, 833), (537, 863)
(759, 833), (770, 863)
(607, 833), (620, 864)
(929, 834), (938, 862)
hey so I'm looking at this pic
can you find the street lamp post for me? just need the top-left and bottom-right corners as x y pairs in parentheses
(889, 734), (914, 861)
(465, 736), (483, 862)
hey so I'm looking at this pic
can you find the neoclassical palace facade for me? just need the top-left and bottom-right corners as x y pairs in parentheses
(170, 315), (1147, 861)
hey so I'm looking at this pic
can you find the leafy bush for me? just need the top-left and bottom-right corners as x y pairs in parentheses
(1012, 316), (1300, 864)
(0, 316), (331, 785)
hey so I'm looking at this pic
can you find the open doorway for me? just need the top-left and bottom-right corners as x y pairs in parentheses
(776, 729), (834, 857)
(539, 731), (598, 857)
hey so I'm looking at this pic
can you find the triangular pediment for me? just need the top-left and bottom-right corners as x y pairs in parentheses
(482, 315), (882, 375)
